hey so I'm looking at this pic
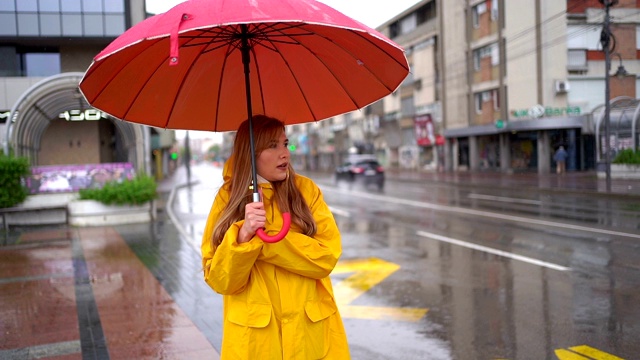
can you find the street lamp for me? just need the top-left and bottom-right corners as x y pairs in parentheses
(613, 53), (628, 78)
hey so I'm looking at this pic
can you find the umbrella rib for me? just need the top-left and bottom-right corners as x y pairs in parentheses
(167, 28), (227, 130)
(82, 38), (164, 109)
(213, 44), (237, 131)
(258, 31), (319, 120)
(115, 39), (173, 123)
(281, 25), (409, 110)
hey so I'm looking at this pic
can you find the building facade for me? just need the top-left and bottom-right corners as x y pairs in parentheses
(0, 0), (176, 184)
(289, 0), (640, 174)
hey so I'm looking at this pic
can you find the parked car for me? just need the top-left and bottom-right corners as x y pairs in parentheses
(335, 155), (385, 190)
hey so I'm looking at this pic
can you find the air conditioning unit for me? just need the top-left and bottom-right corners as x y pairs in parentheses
(555, 80), (570, 94)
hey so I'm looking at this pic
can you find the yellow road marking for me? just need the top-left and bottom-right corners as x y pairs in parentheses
(555, 345), (624, 360)
(333, 258), (428, 322)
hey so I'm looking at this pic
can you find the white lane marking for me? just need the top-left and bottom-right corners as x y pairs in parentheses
(468, 193), (542, 205)
(329, 206), (351, 218)
(325, 187), (640, 239)
(417, 231), (571, 272)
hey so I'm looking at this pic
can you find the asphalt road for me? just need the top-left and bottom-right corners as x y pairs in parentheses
(170, 162), (640, 359)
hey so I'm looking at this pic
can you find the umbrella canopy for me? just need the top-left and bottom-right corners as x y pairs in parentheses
(78, 0), (409, 131)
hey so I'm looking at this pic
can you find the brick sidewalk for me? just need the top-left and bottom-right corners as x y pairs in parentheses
(0, 214), (221, 359)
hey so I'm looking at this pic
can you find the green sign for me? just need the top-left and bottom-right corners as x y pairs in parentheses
(495, 119), (505, 129)
(511, 105), (581, 118)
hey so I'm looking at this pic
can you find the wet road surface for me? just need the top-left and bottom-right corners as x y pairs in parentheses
(2, 162), (638, 359)
(169, 163), (640, 359)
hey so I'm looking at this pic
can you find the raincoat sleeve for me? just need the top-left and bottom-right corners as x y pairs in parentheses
(201, 188), (263, 295)
(258, 178), (341, 279)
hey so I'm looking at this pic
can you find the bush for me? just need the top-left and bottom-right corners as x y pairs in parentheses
(0, 155), (30, 208)
(79, 173), (157, 205)
(612, 149), (640, 165)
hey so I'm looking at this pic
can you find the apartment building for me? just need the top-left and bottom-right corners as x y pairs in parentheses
(291, 0), (639, 174)
(0, 0), (176, 184)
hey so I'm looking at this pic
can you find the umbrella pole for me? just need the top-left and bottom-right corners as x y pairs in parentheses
(240, 25), (260, 203)
(239, 25), (291, 243)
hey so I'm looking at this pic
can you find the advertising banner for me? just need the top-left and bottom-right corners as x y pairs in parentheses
(27, 162), (135, 194)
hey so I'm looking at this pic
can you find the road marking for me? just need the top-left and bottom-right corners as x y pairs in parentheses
(468, 193), (542, 205)
(327, 187), (640, 239)
(329, 206), (351, 218)
(333, 258), (428, 322)
(417, 230), (570, 271)
(555, 345), (624, 359)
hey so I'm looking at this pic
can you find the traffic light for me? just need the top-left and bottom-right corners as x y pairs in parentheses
(288, 144), (297, 152)
(171, 152), (178, 160)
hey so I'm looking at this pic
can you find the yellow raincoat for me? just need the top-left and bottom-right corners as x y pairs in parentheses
(201, 161), (350, 359)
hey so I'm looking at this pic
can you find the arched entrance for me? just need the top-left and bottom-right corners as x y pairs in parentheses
(4, 72), (145, 170)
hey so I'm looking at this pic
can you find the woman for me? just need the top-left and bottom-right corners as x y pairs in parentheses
(201, 115), (350, 359)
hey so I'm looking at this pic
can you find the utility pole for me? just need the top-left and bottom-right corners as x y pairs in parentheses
(184, 130), (191, 185)
(600, 0), (618, 192)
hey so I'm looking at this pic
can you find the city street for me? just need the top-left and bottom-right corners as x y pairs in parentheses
(170, 162), (640, 359)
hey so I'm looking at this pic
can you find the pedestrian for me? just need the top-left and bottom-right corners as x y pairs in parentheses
(201, 115), (350, 359)
(554, 145), (568, 174)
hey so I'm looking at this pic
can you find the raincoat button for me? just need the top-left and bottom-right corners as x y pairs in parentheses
(283, 318), (289, 324)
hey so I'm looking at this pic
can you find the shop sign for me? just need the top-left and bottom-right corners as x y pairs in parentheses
(0, 110), (9, 122)
(511, 104), (581, 119)
(59, 109), (108, 121)
(414, 114), (436, 146)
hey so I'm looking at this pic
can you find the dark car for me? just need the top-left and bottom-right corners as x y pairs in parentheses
(335, 156), (385, 190)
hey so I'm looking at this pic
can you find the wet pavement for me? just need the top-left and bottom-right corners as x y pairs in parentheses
(1, 164), (638, 359)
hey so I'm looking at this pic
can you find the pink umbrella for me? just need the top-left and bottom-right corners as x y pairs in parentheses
(79, 0), (409, 242)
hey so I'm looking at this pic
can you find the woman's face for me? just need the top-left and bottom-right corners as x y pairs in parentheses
(257, 130), (290, 182)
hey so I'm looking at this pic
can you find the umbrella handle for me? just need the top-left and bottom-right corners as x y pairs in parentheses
(256, 212), (291, 243)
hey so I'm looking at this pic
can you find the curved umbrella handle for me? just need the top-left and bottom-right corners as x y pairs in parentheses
(256, 212), (291, 243)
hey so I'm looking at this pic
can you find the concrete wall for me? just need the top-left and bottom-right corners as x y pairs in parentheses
(440, 0), (469, 130)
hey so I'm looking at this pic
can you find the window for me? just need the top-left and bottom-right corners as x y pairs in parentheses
(475, 91), (493, 114)
(472, 2), (487, 29)
(399, 13), (417, 35)
(567, 25), (601, 50)
(39, 0), (60, 12)
(492, 89), (499, 110)
(473, 43), (498, 71)
(22, 52), (60, 76)
(490, 0), (498, 21)
(567, 49), (587, 71)
(475, 93), (482, 114)
(401, 96), (415, 117)
(2, 0), (125, 38)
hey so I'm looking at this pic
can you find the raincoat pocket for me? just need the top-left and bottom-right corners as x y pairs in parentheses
(228, 299), (272, 328)
(303, 298), (337, 359)
(304, 297), (337, 322)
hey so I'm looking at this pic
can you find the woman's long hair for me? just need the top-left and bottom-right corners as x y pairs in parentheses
(211, 115), (316, 248)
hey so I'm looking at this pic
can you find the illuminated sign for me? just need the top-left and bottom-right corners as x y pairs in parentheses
(511, 105), (581, 119)
(59, 109), (108, 121)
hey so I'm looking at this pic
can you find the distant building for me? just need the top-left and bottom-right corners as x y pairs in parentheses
(0, 0), (176, 181)
(290, 0), (639, 174)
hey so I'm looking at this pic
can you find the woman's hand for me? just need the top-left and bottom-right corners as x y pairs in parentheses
(238, 202), (266, 244)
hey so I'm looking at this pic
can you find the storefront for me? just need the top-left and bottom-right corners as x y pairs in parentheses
(445, 114), (594, 173)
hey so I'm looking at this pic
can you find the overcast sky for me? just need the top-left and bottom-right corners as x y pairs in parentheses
(145, 0), (421, 29)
